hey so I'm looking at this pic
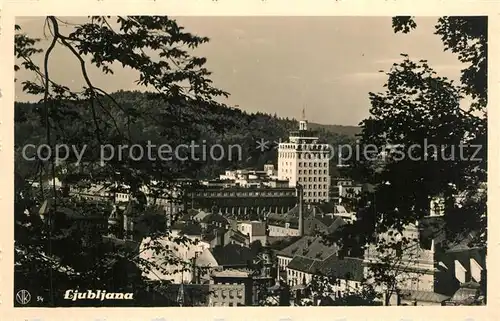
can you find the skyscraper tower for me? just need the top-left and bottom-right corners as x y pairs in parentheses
(277, 108), (331, 203)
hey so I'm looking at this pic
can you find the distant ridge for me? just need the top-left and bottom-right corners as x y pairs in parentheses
(308, 122), (361, 138)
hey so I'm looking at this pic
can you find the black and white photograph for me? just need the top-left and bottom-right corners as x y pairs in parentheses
(12, 14), (487, 309)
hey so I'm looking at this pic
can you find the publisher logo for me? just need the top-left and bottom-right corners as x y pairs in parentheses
(16, 289), (31, 305)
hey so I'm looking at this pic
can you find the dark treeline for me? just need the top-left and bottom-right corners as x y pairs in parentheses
(15, 90), (358, 181)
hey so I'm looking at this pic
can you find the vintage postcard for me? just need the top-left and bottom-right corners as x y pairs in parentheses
(0, 1), (498, 321)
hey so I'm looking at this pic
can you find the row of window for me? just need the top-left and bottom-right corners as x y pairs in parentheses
(279, 152), (330, 159)
(287, 269), (360, 289)
(279, 143), (329, 149)
(269, 226), (299, 234)
(281, 162), (329, 168)
(191, 191), (294, 197)
(298, 169), (329, 175)
(304, 191), (328, 197)
(282, 169), (329, 176)
(212, 289), (243, 298)
(302, 184), (329, 190)
(298, 177), (328, 183)
(299, 162), (328, 167)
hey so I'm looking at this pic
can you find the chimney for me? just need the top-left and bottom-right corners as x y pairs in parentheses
(123, 213), (128, 239)
(297, 185), (304, 237)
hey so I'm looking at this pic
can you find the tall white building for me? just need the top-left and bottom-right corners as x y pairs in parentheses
(278, 109), (330, 203)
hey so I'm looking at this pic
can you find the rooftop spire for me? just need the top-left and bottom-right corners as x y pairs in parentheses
(299, 106), (308, 131)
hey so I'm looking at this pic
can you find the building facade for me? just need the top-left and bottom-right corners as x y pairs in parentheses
(185, 186), (296, 216)
(236, 221), (268, 245)
(278, 110), (330, 203)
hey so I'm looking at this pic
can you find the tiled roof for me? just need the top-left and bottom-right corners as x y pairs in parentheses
(449, 286), (479, 303)
(278, 235), (364, 281)
(286, 253), (365, 281)
(316, 256), (365, 281)
(287, 255), (317, 273)
(400, 290), (451, 303)
(302, 216), (329, 235)
(327, 217), (347, 234)
(201, 213), (229, 224)
(210, 243), (257, 267)
(212, 269), (250, 278)
(267, 204), (323, 222)
(229, 229), (249, 243)
(277, 236), (338, 259)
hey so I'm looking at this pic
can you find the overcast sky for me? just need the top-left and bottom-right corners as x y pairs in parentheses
(15, 16), (464, 126)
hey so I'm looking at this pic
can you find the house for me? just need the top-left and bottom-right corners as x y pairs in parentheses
(210, 243), (259, 270)
(200, 212), (230, 230)
(398, 290), (451, 306)
(276, 236), (338, 273)
(210, 270), (253, 306)
(276, 235), (365, 302)
(436, 247), (486, 305)
(267, 204), (347, 237)
(139, 231), (212, 284)
(237, 221), (267, 244)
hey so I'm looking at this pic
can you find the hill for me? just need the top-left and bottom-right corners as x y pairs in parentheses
(308, 122), (361, 138)
(15, 90), (357, 180)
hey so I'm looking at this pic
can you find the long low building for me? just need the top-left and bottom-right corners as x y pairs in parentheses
(185, 186), (297, 217)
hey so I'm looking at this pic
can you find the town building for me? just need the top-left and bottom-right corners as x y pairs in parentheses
(218, 164), (279, 186)
(185, 186), (296, 217)
(330, 177), (363, 204)
(266, 188), (351, 237)
(209, 270), (253, 306)
(278, 109), (331, 203)
(276, 235), (365, 302)
(236, 221), (267, 245)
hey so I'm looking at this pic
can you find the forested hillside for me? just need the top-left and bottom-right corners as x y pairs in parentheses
(15, 90), (357, 180)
